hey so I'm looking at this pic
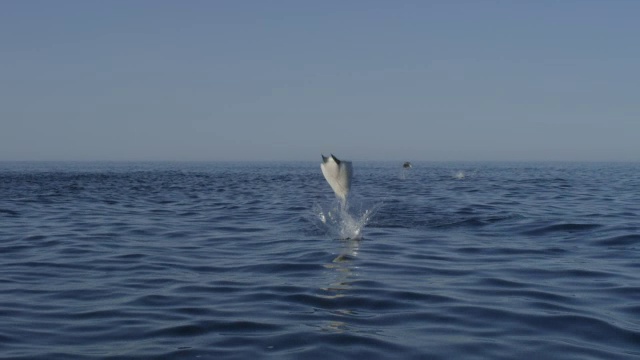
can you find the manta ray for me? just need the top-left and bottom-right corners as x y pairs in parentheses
(321, 154), (353, 203)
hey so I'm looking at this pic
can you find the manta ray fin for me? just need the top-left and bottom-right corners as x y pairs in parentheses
(321, 154), (352, 202)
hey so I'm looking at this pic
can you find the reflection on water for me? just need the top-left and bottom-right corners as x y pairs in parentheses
(319, 239), (360, 333)
(323, 239), (359, 294)
(312, 194), (377, 333)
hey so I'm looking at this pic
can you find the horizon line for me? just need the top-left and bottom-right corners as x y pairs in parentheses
(0, 159), (638, 163)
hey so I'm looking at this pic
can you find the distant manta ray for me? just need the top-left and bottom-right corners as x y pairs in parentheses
(321, 154), (352, 203)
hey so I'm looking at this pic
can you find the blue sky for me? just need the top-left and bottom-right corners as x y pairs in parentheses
(1, 1), (638, 161)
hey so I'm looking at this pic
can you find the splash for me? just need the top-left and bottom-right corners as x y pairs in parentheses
(313, 199), (380, 240)
(453, 169), (479, 180)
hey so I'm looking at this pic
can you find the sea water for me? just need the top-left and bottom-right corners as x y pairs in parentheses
(0, 161), (639, 359)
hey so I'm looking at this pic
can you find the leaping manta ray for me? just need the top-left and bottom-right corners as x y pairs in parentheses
(321, 154), (352, 204)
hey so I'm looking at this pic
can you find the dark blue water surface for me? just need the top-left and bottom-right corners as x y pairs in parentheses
(1, 161), (639, 359)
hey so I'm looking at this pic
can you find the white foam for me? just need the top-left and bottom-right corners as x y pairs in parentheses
(313, 199), (380, 240)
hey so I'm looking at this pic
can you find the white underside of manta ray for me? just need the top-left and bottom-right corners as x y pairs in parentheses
(321, 154), (353, 203)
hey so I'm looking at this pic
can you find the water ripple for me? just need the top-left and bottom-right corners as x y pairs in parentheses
(0, 161), (639, 359)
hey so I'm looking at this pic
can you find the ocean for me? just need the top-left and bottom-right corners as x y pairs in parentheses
(0, 161), (639, 359)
